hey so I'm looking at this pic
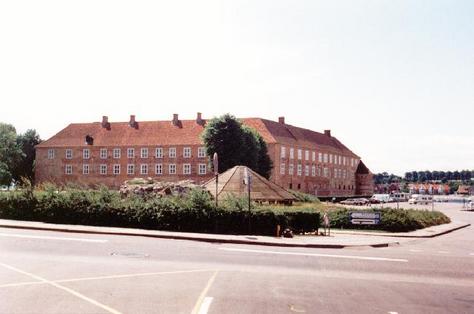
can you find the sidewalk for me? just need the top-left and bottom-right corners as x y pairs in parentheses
(0, 219), (469, 249)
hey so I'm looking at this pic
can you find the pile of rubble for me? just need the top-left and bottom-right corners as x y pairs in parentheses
(119, 178), (200, 197)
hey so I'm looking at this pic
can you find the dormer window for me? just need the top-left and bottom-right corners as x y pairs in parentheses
(85, 135), (93, 145)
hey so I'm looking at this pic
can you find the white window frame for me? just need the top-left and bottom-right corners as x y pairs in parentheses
(318, 153), (323, 163)
(297, 164), (302, 176)
(183, 147), (192, 158)
(113, 164), (120, 175)
(155, 164), (163, 175)
(281, 146), (286, 159)
(100, 148), (107, 159)
(183, 163), (191, 175)
(141, 148), (148, 159)
(169, 164), (176, 174)
(198, 164), (207, 175)
(127, 148), (135, 159)
(280, 163), (286, 175)
(289, 148), (294, 159)
(100, 164), (107, 175)
(140, 164), (148, 175)
(289, 164), (294, 175)
(305, 165), (309, 176)
(65, 149), (72, 159)
(312, 151), (316, 162)
(329, 154), (333, 164)
(169, 147), (176, 158)
(297, 149), (302, 160)
(155, 147), (163, 158)
(113, 148), (121, 159)
(65, 165), (72, 175)
(82, 164), (89, 175)
(127, 164), (134, 175)
(305, 150), (309, 161)
(311, 165), (316, 177)
(323, 153), (328, 163)
(198, 147), (206, 158)
(48, 149), (55, 159)
(83, 149), (90, 160)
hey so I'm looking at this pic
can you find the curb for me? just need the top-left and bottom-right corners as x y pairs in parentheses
(331, 223), (471, 238)
(0, 222), (398, 249)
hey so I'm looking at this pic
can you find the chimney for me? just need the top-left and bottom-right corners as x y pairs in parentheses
(278, 116), (285, 124)
(324, 130), (331, 137)
(172, 113), (179, 126)
(129, 115), (137, 128)
(196, 112), (203, 125)
(101, 116), (109, 128)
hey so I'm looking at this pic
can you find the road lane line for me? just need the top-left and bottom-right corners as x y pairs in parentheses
(409, 249), (423, 252)
(191, 271), (218, 314)
(0, 232), (107, 243)
(198, 297), (213, 314)
(0, 269), (216, 289)
(438, 251), (449, 254)
(0, 262), (122, 314)
(219, 248), (408, 263)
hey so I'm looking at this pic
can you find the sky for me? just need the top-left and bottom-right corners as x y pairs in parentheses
(1, 0), (473, 176)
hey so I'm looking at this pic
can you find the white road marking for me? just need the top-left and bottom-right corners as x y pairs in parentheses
(0, 232), (107, 243)
(191, 271), (218, 314)
(438, 251), (449, 254)
(198, 297), (214, 314)
(0, 269), (215, 289)
(220, 247), (408, 263)
(0, 262), (121, 314)
(409, 249), (423, 252)
(388, 312), (398, 314)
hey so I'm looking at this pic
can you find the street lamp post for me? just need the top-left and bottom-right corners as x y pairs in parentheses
(213, 153), (219, 208)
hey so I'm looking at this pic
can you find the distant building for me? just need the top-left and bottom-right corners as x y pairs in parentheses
(408, 183), (450, 195)
(457, 185), (473, 196)
(35, 113), (374, 197)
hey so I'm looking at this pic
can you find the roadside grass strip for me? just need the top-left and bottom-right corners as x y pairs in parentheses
(219, 247), (408, 263)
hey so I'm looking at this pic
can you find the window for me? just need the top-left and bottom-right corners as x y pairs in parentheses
(343, 169), (347, 179)
(48, 149), (55, 159)
(198, 164), (207, 175)
(297, 164), (302, 176)
(113, 164), (120, 175)
(169, 164), (176, 174)
(343, 157), (346, 165)
(65, 149), (72, 159)
(318, 153), (323, 163)
(169, 147), (176, 158)
(100, 148), (107, 159)
(323, 153), (328, 163)
(297, 149), (302, 160)
(281, 146), (286, 159)
(183, 147), (191, 158)
(100, 164), (107, 175)
(323, 167), (329, 177)
(339, 156), (342, 165)
(155, 147), (163, 158)
(198, 147), (206, 158)
(83, 149), (90, 159)
(305, 165), (309, 176)
(280, 163), (286, 175)
(127, 148), (135, 158)
(311, 165), (316, 177)
(329, 154), (333, 164)
(312, 151), (316, 162)
(289, 164), (294, 175)
(140, 164), (148, 175)
(65, 165), (72, 175)
(83, 164), (89, 175)
(183, 164), (191, 175)
(127, 164), (134, 175)
(317, 166), (322, 176)
(305, 150), (309, 161)
(289, 148), (294, 159)
(334, 169), (338, 179)
(141, 148), (148, 159)
(113, 148), (121, 159)
(155, 164), (163, 175)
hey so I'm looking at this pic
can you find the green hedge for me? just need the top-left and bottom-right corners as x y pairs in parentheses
(326, 207), (450, 232)
(0, 188), (320, 236)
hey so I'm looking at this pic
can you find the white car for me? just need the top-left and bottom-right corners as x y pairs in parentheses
(468, 201), (474, 210)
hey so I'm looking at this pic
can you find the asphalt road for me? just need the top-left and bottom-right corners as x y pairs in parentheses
(1, 204), (473, 314)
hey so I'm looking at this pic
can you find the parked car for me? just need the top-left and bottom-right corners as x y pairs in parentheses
(340, 198), (369, 206)
(467, 200), (474, 210)
(370, 194), (393, 203)
(408, 194), (433, 205)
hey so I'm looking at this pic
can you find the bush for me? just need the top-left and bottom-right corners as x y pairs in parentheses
(0, 187), (320, 236)
(326, 207), (450, 232)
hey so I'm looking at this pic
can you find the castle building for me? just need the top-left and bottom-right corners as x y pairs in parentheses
(35, 113), (374, 197)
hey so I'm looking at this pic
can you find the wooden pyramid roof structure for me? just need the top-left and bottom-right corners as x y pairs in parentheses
(203, 166), (296, 203)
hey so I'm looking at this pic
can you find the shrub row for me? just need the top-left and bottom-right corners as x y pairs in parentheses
(326, 207), (450, 232)
(0, 188), (320, 236)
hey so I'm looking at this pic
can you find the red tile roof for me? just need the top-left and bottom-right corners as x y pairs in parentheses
(37, 117), (359, 157)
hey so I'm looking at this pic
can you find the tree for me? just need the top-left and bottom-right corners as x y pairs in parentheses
(0, 123), (23, 186)
(201, 114), (273, 178)
(12, 129), (42, 182)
